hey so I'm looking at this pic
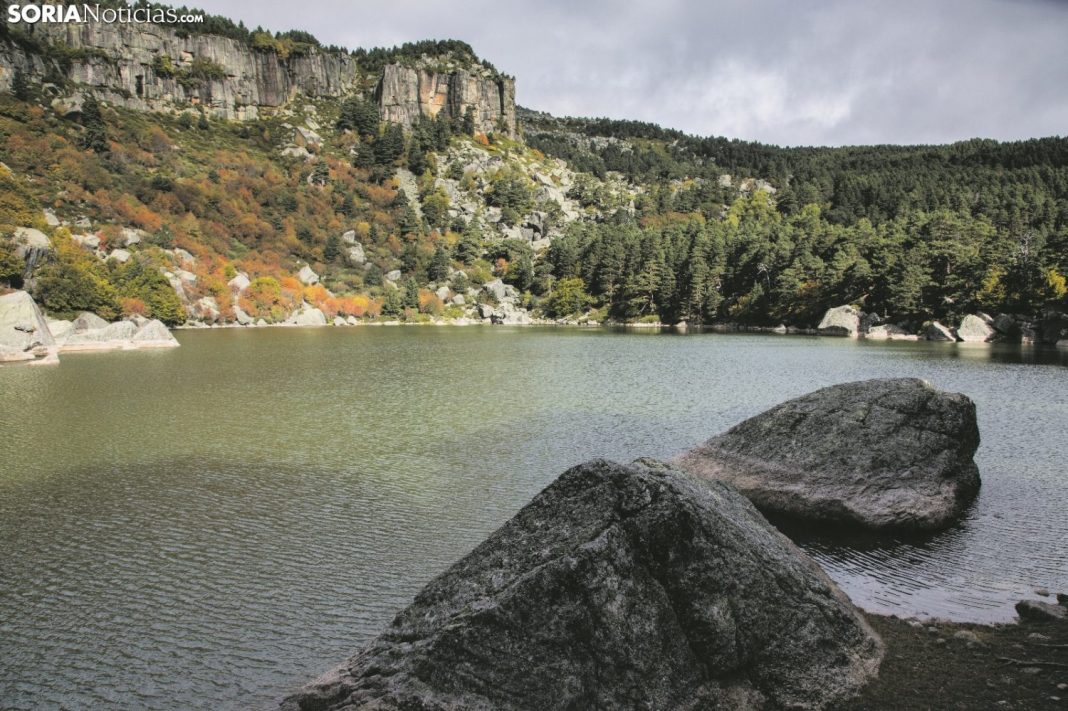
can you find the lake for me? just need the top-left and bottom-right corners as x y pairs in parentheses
(1, 326), (1066, 710)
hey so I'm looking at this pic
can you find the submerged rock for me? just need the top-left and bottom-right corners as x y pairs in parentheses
(282, 459), (882, 711)
(675, 378), (981, 531)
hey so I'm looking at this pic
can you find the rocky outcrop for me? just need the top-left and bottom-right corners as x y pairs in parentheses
(0, 290), (56, 362)
(377, 62), (516, 136)
(282, 458), (882, 711)
(61, 313), (179, 351)
(1, 22), (362, 120)
(675, 378), (981, 531)
(817, 305), (861, 337)
(2, 23), (517, 132)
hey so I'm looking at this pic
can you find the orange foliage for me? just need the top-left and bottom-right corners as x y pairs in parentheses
(121, 297), (148, 317)
(418, 290), (444, 315)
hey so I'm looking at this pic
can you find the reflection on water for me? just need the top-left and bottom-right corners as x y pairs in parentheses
(1, 327), (1066, 710)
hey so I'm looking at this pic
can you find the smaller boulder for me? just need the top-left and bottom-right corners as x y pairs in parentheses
(298, 265), (319, 285)
(72, 233), (101, 250)
(675, 378), (981, 531)
(346, 244), (366, 265)
(228, 273), (251, 292)
(108, 249), (131, 263)
(131, 319), (180, 348)
(1016, 600), (1068, 622)
(924, 321), (956, 341)
(72, 311), (109, 333)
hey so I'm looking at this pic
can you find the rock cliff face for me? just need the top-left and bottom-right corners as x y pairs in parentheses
(376, 63), (516, 136)
(0, 22), (516, 133)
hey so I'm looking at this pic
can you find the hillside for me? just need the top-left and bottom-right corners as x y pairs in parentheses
(0, 6), (1066, 339)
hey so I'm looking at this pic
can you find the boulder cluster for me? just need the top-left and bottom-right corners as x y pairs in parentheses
(0, 290), (178, 365)
(815, 304), (1068, 346)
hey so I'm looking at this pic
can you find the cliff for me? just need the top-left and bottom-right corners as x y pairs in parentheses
(0, 22), (516, 133)
(376, 62), (516, 136)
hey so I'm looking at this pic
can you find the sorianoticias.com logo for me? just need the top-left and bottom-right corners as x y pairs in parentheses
(6, 4), (205, 24)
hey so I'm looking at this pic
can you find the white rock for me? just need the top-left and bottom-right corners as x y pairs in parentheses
(957, 314), (995, 343)
(287, 305), (327, 326)
(385, 269), (402, 282)
(347, 243), (366, 265)
(130, 319), (179, 347)
(233, 306), (253, 325)
(817, 305), (861, 337)
(333, 316), (347, 326)
(108, 249), (131, 263)
(228, 273), (251, 292)
(196, 297), (220, 320)
(0, 290), (55, 360)
(13, 227), (50, 259)
(72, 312), (109, 332)
(341, 230), (357, 244)
(43, 208), (61, 227)
(174, 248), (196, 264)
(298, 265), (319, 285)
(121, 227), (145, 247)
(72, 233), (101, 250)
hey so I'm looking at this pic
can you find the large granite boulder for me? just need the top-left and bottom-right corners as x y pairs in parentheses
(0, 290), (55, 362)
(282, 459), (883, 711)
(817, 305), (861, 337)
(675, 378), (981, 531)
(957, 314), (995, 342)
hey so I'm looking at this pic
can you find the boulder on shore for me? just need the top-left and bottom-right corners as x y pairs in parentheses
(865, 323), (917, 340)
(675, 378), (981, 531)
(957, 314), (996, 343)
(0, 290), (56, 362)
(924, 321), (956, 341)
(281, 459), (882, 711)
(817, 305), (861, 337)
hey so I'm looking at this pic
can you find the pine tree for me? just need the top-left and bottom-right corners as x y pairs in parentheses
(428, 244), (450, 282)
(80, 94), (108, 153)
(11, 69), (30, 101)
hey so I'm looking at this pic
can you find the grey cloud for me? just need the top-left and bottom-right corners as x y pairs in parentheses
(193, 0), (1068, 146)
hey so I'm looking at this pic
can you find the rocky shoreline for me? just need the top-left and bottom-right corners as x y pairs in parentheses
(0, 290), (178, 365)
(280, 379), (1065, 710)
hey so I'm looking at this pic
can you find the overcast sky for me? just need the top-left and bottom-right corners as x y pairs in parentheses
(192, 0), (1068, 147)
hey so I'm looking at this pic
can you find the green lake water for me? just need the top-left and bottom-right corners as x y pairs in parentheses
(1, 326), (1066, 709)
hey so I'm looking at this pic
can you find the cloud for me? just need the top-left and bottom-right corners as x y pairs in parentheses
(192, 0), (1068, 146)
